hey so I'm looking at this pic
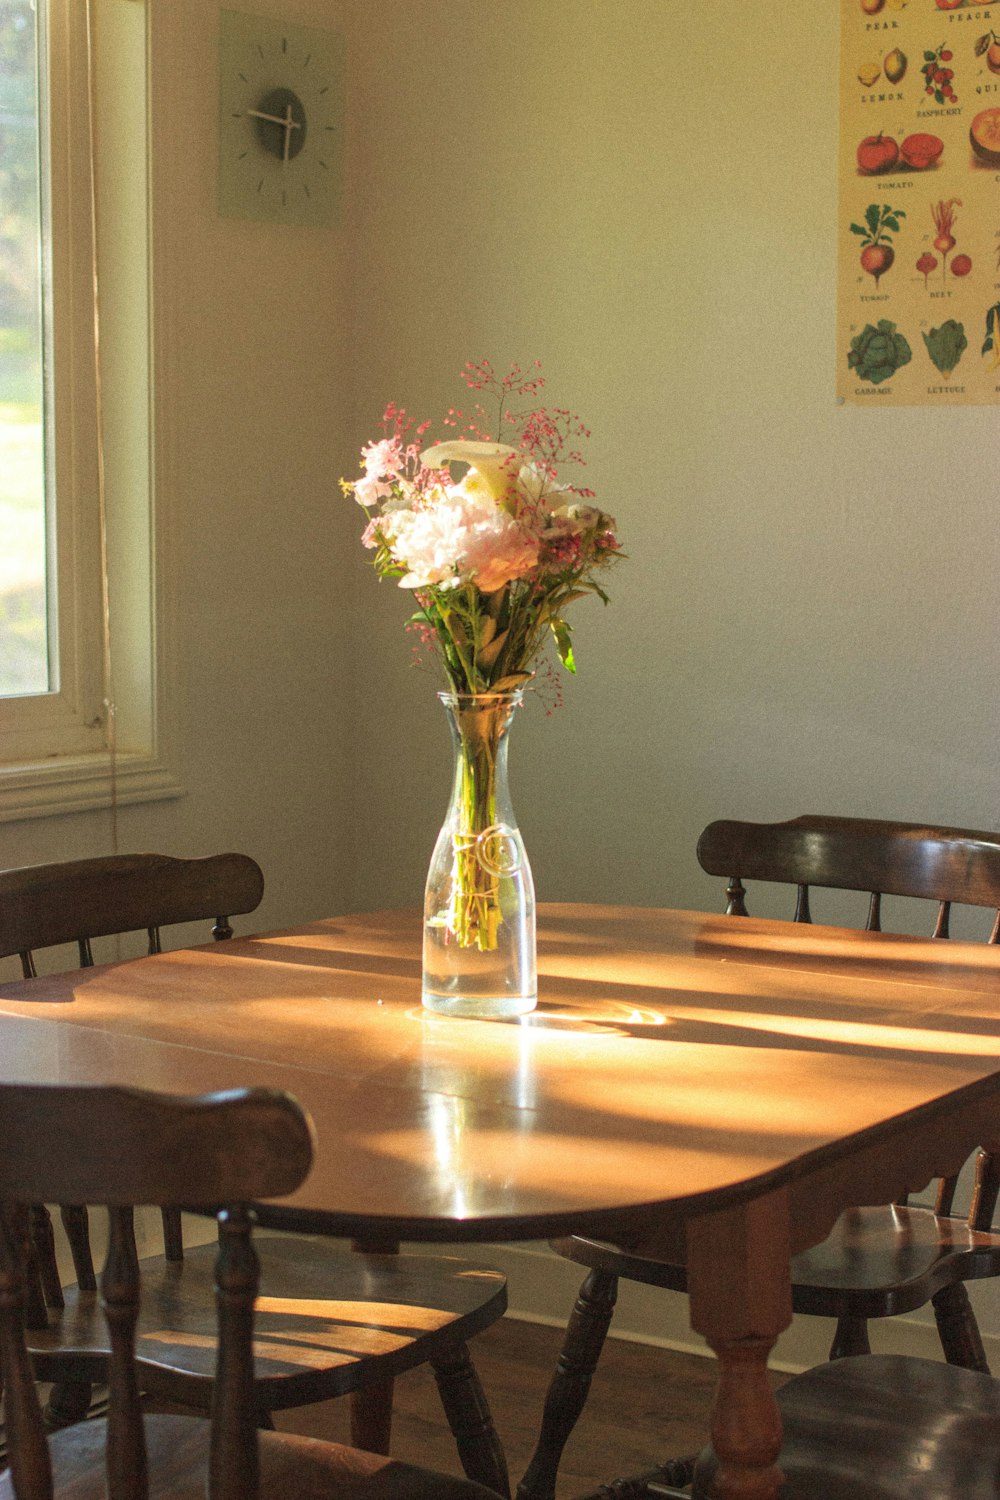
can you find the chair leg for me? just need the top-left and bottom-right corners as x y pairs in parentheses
(828, 1313), (870, 1360)
(932, 1282), (990, 1373)
(30, 1205), (64, 1310)
(516, 1269), (619, 1500)
(60, 1205), (96, 1290)
(349, 1380), (395, 1455)
(432, 1342), (511, 1498)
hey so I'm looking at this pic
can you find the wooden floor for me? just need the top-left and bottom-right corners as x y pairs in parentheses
(276, 1316), (723, 1497)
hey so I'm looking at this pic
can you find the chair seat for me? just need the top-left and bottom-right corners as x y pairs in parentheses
(693, 1355), (1000, 1499)
(28, 1234), (507, 1411)
(553, 1202), (1000, 1319)
(0, 1413), (501, 1500)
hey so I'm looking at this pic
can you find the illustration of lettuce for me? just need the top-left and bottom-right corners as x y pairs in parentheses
(848, 320), (912, 385)
(922, 320), (967, 378)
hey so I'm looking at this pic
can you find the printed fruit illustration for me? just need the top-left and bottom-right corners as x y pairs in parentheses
(975, 32), (1000, 73)
(900, 133), (944, 169)
(916, 251), (938, 287)
(850, 203), (906, 288)
(921, 46), (956, 105)
(951, 253), (972, 275)
(857, 133), (900, 174)
(970, 107), (1000, 165)
(884, 48), (907, 83)
(935, 0), (963, 10)
(860, 0), (885, 12)
(858, 61), (882, 86)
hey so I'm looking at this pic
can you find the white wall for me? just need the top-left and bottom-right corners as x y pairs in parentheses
(3, 0), (999, 1358)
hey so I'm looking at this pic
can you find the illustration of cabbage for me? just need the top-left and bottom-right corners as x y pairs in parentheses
(848, 320), (912, 385)
(922, 320), (967, 378)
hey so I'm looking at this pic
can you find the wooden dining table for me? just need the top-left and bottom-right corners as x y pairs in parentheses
(2, 901), (1000, 1500)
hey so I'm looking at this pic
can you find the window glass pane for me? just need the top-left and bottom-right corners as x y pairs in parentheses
(0, 0), (48, 697)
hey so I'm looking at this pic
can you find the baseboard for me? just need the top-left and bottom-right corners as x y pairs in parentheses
(445, 1239), (1000, 1374)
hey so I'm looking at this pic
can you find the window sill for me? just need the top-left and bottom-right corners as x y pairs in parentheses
(0, 750), (185, 824)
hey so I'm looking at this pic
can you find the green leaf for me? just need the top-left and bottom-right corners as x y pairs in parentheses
(551, 618), (576, 674)
(865, 204), (881, 234)
(849, 223), (869, 237)
(583, 580), (611, 605)
(883, 216), (901, 234)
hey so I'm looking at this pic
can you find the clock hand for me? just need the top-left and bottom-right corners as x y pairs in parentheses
(246, 107), (303, 130)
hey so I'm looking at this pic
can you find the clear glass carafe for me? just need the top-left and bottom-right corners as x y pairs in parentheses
(422, 691), (537, 1019)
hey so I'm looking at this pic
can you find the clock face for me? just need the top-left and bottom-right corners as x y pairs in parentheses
(218, 9), (344, 228)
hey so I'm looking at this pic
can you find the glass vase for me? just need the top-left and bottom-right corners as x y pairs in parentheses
(422, 690), (537, 1019)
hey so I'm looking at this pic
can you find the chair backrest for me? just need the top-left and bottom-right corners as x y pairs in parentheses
(0, 852), (265, 978)
(697, 814), (1000, 1226)
(697, 815), (1000, 940)
(0, 1083), (313, 1500)
(0, 853), (265, 1296)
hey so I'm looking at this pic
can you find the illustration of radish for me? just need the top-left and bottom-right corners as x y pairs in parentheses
(850, 202), (906, 288)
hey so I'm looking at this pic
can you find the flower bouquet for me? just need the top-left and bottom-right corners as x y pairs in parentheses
(342, 360), (621, 1016)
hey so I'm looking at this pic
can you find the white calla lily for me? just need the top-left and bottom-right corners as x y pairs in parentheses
(421, 439), (520, 507)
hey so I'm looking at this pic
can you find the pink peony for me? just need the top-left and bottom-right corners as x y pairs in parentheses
(388, 487), (540, 592)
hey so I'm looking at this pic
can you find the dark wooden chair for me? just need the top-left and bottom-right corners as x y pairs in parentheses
(516, 817), (1000, 1500)
(0, 1081), (503, 1500)
(692, 1353), (1000, 1498)
(1, 854), (509, 1496)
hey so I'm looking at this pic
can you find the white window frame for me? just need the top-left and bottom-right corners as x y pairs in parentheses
(0, 0), (181, 821)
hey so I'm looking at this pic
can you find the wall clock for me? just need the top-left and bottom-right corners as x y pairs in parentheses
(218, 9), (344, 228)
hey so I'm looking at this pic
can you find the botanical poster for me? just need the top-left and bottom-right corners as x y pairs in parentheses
(839, 0), (1000, 405)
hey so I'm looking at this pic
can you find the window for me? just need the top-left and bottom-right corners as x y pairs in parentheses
(0, 0), (47, 697)
(0, 0), (180, 820)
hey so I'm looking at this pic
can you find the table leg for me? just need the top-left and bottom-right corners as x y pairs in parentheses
(684, 1190), (792, 1500)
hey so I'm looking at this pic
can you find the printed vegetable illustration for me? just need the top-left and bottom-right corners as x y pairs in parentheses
(922, 320), (967, 377)
(951, 253), (972, 276)
(916, 252), (938, 287)
(884, 48), (907, 83)
(970, 107), (1000, 165)
(976, 31), (1000, 74)
(921, 45), (955, 104)
(850, 203), (906, 287)
(857, 134), (900, 174)
(930, 199), (961, 281)
(981, 304), (1000, 369)
(900, 133), (944, 170)
(848, 321), (912, 385)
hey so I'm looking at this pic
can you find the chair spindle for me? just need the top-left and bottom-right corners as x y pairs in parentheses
(103, 1206), (147, 1500)
(210, 1206), (261, 1500)
(0, 1202), (54, 1500)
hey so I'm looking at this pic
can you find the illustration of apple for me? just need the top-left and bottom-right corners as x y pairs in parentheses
(857, 133), (900, 174)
